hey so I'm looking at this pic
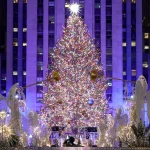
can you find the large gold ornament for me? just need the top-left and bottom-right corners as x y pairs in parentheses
(52, 71), (60, 81)
(90, 69), (99, 81)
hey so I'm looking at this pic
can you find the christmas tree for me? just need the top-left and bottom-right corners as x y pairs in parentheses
(40, 4), (108, 130)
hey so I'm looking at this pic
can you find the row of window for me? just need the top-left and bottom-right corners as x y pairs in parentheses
(13, 42), (27, 46)
(122, 0), (136, 3)
(14, 0), (27, 3)
(106, 0), (112, 101)
(13, 71), (26, 75)
(36, 0), (44, 103)
(13, 28), (27, 32)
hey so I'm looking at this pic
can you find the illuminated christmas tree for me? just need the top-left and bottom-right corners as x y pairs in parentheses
(40, 4), (108, 130)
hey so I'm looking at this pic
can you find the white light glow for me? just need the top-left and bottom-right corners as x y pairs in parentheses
(29, 134), (32, 138)
(131, 95), (134, 99)
(15, 94), (19, 99)
(69, 3), (80, 14)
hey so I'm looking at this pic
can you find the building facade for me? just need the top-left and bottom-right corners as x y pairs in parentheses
(5, 0), (145, 112)
(0, 0), (7, 98)
(143, 0), (150, 89)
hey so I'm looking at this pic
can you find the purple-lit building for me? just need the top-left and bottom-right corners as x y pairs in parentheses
(143, 0), (150, 90)
(5, 0), (147, 112)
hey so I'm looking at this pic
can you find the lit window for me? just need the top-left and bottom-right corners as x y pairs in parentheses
(132, 0), (136, 3)
(23, 28), (27, 32)
(122, 42), (126, 46)
(131, 41), (136, 46)
(2, 90), (6, 94)
(1, 75), (6, 80)
(143, 62), (148, 68)
(13, 42), (18, 46)
(144, 46), (149, 49)
(23, 0), (27, 3)
(132, 70), (136, 76)
(37, 66), (43, 70)
(23, 71), (26, 75)
(37, 93), (43, 98)
(13, 71), (18, 75)
(23, 43), (27, 46)
(37, 77), (43, 82)
(37, 83), (43, 86)
(123, 71), (126, 75)
(14, 0), (18, 3)
(65, 3), (70, 7)
(107, 80), (112, 86)
(13, 28), (18, 32)
(144, 33), (149, 39)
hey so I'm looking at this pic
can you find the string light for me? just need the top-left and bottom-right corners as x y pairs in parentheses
(40, 8), (108, 132)
(0, 111), (6, 120)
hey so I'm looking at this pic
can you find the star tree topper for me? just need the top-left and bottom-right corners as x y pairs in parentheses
(69, 3), (80, 14)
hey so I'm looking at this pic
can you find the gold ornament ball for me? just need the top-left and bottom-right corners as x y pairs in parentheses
(52, 71), (60, 81)
(90, 69), (98, 81)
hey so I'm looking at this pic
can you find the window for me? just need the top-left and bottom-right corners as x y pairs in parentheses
(13, 42), (18, 46)
(106, 94), (112, 102)
(144, 46), (149, 49)
(143, 62), (148, 68)
(13, 28), (18, 32)
(37, 93), (43, 97)
(65, 4), (69, 7)
(13, 71), (18, 75)
(37, 77), (43, 82)
(23, 71), (26, 75)
(23, 43), (27, 46)
(37, 86), (43, 93)
(106, 39), (112, 47)
(106, 7), (112, 16)
(106, 0), (112, 5)
(106, 16), (112, 24)
(1, 74), (6, 80)
(122, 42), (126, 46)
(14, 0), (18, 3)
(131, 41), (136, 46)
(132, 0), (136, 3)
(132, 70), (136, 76)
(95, 3), (100, 8)
(144, 33), (149, 39)
(23, 28), (27, 32)
(49, 6), (55, 15)
(123, 71), (126, 75)
(1, 90), (6, 94)
(37, 62), (43, 70)
(37, 98), (43, 103)
(95, 16), (100, 23)
(38, 16), (43, 23)
(95, 0), (100, 3)
(38, 0), (43, 4)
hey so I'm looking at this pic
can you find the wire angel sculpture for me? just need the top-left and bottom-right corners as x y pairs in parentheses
(0, 83), (26, 134)
(115, 106), (128, 129)
(28, 111), (39, 128)
(135, 75), (148, 122)
(146, 89), (150, 123)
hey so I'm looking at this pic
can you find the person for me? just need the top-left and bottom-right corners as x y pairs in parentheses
(51, 139), (59, 147)
(63, 136), (78, 147)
